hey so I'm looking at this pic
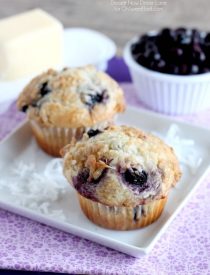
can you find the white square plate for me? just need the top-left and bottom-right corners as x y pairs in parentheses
(0, 106), (210, 257)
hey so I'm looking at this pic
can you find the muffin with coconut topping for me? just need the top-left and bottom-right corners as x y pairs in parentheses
(62, 125), (181, 230)
(17, 65), (125, 156)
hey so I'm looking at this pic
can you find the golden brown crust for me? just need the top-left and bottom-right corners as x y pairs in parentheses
(17, 66), (125, 128)
(63, 125), (182, 207)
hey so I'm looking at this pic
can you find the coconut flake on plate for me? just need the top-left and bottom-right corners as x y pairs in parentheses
(153, 124), (203, 174)
(0, 159), (68, 221)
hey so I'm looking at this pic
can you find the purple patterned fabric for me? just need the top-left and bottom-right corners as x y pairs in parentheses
(0, 84), (210, 275)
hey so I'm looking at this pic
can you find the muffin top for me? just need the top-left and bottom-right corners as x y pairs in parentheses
(63, 125), (181, 207)
(17, 66), (125, 128)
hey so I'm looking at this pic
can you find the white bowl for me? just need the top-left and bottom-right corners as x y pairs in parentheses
(0, 28), (116, 113)
(124, 36), (210, 115)
(63, 28), (116, 71)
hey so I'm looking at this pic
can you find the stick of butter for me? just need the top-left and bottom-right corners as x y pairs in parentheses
(0, 9), (63, 81)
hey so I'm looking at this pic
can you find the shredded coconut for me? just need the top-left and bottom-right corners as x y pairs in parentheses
(153, 124), (203, 174)
(0, 159), (68, 221)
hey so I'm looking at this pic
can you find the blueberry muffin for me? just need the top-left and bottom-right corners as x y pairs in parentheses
(62, 125), (181, 230)
(17, 66), (125, 156)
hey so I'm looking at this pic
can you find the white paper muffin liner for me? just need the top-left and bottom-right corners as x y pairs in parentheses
(124, 37), (210, 115)
(30, 120), (112, 157)
(78, 194), (167, 230)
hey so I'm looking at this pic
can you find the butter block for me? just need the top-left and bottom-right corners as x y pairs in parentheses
(0, 9), (63, 81)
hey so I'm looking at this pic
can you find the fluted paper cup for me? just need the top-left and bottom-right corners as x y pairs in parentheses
(30, 120), (111, 157)
(78, 194), (167, 230)
(124, 37), (210, 115)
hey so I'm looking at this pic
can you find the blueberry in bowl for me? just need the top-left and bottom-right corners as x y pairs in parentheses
(131, 28), (210, 75)
(124, 27), (210, 115)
